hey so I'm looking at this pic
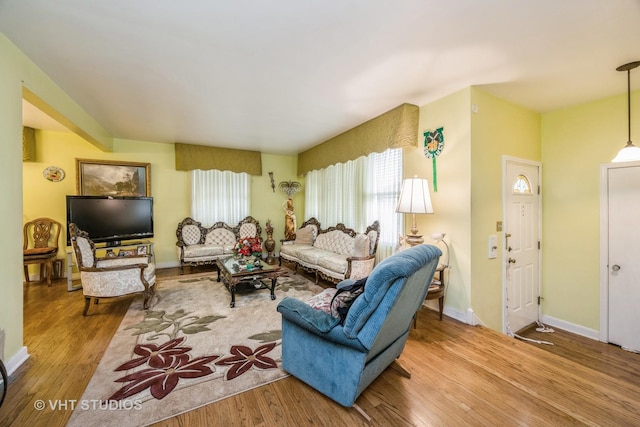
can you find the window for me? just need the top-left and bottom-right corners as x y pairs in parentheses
(191, 169), (250, 225)
(513, 174), (532, 194)
(305, 148), (403, 261)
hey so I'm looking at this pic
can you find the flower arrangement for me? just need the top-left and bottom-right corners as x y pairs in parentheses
(265, 219), (273, 235)
(234, 237), (263, 257)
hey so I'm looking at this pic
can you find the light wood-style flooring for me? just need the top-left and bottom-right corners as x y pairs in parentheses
(2, 267), (639, 426)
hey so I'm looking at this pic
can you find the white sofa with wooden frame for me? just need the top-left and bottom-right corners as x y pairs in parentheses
(279, 217), (380, 284)
(176, 216), (261, 273)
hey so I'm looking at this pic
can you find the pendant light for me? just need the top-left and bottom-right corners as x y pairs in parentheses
(612, 61), (640, 162)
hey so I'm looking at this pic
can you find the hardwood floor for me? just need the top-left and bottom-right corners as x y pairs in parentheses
(2, 269), (639, 426)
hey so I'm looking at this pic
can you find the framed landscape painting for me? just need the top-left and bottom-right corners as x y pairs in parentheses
(76, 159), (151, 196)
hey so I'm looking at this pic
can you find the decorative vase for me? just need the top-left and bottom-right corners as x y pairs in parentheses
(265, 231), (276, 264)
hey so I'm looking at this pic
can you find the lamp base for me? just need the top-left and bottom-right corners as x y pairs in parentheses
(405, 234), (424, 247)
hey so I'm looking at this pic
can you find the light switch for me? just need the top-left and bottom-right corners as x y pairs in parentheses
(488, 235), (498, 259)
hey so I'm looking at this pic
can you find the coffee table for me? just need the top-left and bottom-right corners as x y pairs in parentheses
(216, 257), (286, 308)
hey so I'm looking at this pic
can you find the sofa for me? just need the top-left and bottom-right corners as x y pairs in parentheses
(277, 244), (442, 411)
(279, 217), (380, 284)
(176, 216), (261, 273)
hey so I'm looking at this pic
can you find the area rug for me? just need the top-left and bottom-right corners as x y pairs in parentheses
(67, 269), (324, 427)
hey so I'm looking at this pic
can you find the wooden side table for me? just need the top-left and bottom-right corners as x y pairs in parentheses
(426, 265), (446, 320)
(413, 265), (447, 327)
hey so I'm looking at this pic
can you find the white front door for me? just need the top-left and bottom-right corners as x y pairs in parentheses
(601, 162), (640, 352)
(503, 158), (541, 334)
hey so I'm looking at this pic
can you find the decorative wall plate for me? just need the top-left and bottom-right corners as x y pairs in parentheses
(43, 166), (65, 182)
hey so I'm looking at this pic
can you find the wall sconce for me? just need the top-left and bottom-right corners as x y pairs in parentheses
(396, 176), (433, 246)
(268, 171), (275, 192)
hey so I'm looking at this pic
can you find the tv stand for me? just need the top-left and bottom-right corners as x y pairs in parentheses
(66, 240), (154, 292)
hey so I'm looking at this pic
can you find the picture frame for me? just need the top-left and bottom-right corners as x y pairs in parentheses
(137, 245), (148, 255)
(76, 159), (151, 196)
(118, 249), (136, 257)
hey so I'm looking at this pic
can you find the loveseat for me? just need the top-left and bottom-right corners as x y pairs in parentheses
(277, 244), (442, 411)
(279, 217), (379, 284)
(176, 216), (261, 273)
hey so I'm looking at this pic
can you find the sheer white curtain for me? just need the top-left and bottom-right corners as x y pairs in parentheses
(305, 148), (403, 261)
(191, 169), (250, 225)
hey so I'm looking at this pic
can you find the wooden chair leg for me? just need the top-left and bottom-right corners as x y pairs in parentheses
(352, 403), (372, 424)
(24, 265), (30, 283)
(438, 296), (444, 320)
(83, 297), (91, 316)
(46, 260), (53, 286)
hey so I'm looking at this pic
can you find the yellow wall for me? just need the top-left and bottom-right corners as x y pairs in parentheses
(2, 32), (115, 367)
(470, 88), (541, 330)
(252, 153), (305, 255)
(23, 131), (300, 270)
(405, 88), (473, 319)
(540, 91), (638, 330)
(0, 34), (26, 367)
(6, 28), (638, 371)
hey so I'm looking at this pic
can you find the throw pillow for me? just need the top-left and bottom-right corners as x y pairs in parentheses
(353, 233), (371, 258)
(294, 226), (315, 245)
(330, 277), (367, 323)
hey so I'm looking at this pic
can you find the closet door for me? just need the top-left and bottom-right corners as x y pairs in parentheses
(602, 162), (640, 352)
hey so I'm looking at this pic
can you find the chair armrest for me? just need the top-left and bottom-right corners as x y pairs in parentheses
(345, 255), (376, 280)
(80, 263), (148, 273)
(277, 298), (368, 351)
(277, 297), (340, 334)
(280, 239), (295, 245)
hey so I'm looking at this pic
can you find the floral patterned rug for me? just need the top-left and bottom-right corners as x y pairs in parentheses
(67, 269), (324, 427)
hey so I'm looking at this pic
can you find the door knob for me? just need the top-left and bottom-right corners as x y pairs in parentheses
(612, 264), (621, 272)
(508, 258), (516, 264)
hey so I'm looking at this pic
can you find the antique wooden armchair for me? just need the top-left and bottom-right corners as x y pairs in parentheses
(69, 223), (156, 315)
(23, 217), (61, 286)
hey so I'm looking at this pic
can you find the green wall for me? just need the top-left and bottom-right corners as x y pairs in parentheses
(5, 28), (638, 373)
(23, 131), (300, 270)
(470, 88), (541, 330)
(541, 91), (639, 331)
(407, 87), (541, 330)
(0, 34), (26, 369)
(405, 88), (472, 321)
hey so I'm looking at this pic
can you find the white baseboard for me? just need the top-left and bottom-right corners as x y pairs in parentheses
(5, 346), (30, 376)
(540, 314), (600, 341)
(421, 302), (474, 325)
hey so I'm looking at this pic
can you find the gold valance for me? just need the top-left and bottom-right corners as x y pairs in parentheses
(23, 126), (36, 162)
(297, 103), (419, 175)
(174, 143), (262, 175)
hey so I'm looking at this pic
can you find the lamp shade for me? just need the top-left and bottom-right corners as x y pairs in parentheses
(612, 142), (640, 162)
(396, 177), (433, 214)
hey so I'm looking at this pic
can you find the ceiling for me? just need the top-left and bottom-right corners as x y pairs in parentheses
(2, 0), (640, 154)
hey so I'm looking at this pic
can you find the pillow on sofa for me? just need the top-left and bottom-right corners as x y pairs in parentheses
(353, 233), (371, 258)
(294, 226), (315, 245)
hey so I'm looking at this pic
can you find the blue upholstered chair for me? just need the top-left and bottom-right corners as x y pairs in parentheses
(276, 244), (442, 418)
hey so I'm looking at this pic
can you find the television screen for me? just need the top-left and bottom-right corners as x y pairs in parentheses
(66, 196), (154, 246)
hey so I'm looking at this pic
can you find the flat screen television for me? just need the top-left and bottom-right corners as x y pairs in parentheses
(66, 195), (154, 246)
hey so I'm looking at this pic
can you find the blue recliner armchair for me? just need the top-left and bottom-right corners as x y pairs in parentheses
(276, 244), (442, 413)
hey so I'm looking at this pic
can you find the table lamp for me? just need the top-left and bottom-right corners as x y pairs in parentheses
(396, 177), (433, 246)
